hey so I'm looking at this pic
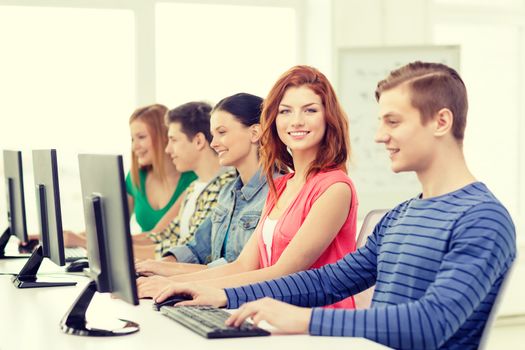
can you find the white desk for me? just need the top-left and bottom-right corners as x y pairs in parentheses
(0, 258), (389, 350)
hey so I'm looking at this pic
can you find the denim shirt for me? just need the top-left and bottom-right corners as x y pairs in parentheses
(166, 168), (269, 265)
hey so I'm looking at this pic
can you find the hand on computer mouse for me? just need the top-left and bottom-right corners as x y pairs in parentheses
(66, 259), (89, 273)
(155, 282), (228, 308)
(18, 238), (39, 253)
(152, 294), (193, 311)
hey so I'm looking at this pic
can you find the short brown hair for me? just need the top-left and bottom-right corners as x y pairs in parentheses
(129, 104), (169, 189)
(260, 65), (351, 196)
(165, 102), (213, 143)
(375, 61), (468, 141)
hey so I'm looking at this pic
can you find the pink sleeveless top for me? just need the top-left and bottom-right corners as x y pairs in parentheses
(256, 169), (358, 309)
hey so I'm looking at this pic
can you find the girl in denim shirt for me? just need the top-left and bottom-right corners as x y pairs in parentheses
(136, 93), (269, 277)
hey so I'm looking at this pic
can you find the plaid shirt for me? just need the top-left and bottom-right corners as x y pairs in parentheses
(147, 169), (236, 258)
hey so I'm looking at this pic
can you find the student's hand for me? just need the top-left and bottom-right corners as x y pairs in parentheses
(63, 231), (86, 248)
(135, 259), (181, 277)
(18, 234), (40, 253)
(19, 233), (39, 245)
(137, 275), (172, 299)
(155, 282), (227, 308)
(225, 298), (311, 334)
(26, 234), (40, 242)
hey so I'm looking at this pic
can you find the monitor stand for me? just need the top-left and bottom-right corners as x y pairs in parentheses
(60, 280), (140, 336)
(0, 227), (30, 259)
(11, 245), (77, 288)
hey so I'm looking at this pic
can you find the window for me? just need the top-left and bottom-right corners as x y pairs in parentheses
(0, 6), (135, 231)
(0, 1), (300, 234)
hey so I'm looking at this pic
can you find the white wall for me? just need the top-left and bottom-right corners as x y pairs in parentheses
(333, 0), (430, 47)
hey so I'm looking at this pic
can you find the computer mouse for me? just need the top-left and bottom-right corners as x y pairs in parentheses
(152, 294), (193, 311)
(65, 259), (89, 273)
(18, 239), (39, 253)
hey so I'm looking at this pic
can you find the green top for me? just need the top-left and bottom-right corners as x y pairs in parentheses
(125, 169), (197, 232)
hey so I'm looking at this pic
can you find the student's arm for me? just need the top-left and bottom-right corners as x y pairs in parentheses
(136, 261), (207, 279)
(131, 233), (154, 245)
(140, 181), (352, 297)
(189, 182), (353, 289)
(149, 182), (356, 300)
(133, 244), (156, 261)
(137, 235), (259, 300)
(135, 217), (214, 276)
(224, 203), (516, 349)
(217, 226), (379, 308)
(165, 216), (214, 265)
(62, 230), (87, 248)
(136, 230), (261, 297)
(153, 227), (379, 308)
(128, 194), (134, 220)
(173, 230), (262, 282)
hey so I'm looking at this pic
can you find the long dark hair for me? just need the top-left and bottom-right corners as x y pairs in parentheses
(212, 92), (263, 127)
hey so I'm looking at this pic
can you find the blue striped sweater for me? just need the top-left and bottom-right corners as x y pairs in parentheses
(225, 182), (516, 349)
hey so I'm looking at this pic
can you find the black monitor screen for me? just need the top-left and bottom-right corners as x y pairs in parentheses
(3, 150), (28, 243)
(32, 149), (66, 266)
(1, 150), (29, 258)
(79, 154), (137, 303)
(61, 154), (139, 336)
(11, 149), (77, 288)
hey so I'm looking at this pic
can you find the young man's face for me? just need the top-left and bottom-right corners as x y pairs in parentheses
(375, 85), (436, 174)
(165, 122), (199, 172)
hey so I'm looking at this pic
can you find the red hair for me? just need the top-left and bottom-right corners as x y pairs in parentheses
(260, 65), (351, 196)
(129, 104), (169, 189)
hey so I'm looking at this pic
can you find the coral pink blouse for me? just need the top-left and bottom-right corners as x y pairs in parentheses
(256, 169), (358, 309)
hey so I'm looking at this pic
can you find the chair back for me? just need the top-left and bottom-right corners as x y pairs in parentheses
(478, 259), (516, 350)
(353, 209), (389, 309)
(356, 209), (389, 248)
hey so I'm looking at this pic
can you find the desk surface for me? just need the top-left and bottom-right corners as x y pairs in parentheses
(0, 258), (389, 350)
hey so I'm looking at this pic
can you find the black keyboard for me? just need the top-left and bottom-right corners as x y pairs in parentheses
(160, 306), (271, 339)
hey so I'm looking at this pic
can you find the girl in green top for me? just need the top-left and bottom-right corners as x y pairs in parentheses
(64, 104), (196, 248)
(126, 103), (197, 233)
(125, 169), (195, 232)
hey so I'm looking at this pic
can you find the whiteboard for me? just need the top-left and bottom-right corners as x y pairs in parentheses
(337, 46), (460, 218)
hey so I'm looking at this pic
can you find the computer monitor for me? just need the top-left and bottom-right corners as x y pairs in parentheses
(0, 150), (29, 259)
(60, 154), (139, 336)
(11, 149), (76, 288)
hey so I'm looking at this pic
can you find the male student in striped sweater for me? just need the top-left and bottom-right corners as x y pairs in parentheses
(152, 61), (516, 350)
